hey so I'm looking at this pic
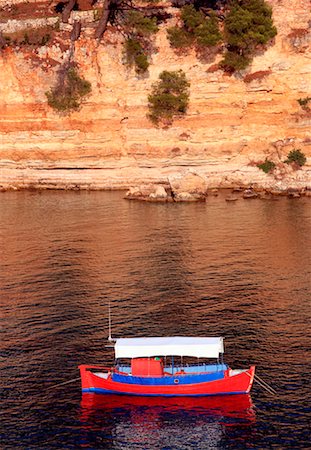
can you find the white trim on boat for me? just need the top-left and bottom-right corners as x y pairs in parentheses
(94, 372), (109, 379)
(229, 369), (247, 376)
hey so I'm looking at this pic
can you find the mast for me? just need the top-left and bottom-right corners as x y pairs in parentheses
(108, 298), (113, 342)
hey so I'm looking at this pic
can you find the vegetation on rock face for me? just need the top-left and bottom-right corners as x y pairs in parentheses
(3, 0), (278, 121)
(285, 149), (307, 167)
(220, 50), (250, 71)
(148, 70), (190, 125)
(124, 38), (149, 73)
(257, 159), (275, 173)
(297, 96), (311, 112)
(222, 0), (277, 71)
(122, 11), (158, 73)
(2, 26), (54, 47)
(167, 0), (276, 71)
(94, 0), (161, 40)
(1, 0), (278, 77)
(46, 66), (91, 113)
(123, 10), (158, 37)
(167, 25), (195, 49)
(167, 5), (221, 50)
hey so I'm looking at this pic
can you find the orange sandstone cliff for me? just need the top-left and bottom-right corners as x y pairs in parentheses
(0, 0), (310, 191)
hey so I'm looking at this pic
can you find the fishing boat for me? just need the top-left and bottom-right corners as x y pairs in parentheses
(79, 337), (255, 397)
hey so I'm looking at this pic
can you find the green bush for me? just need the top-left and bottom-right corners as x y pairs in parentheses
(3, 27), (53, 47)
(167, 26), (194, 49)
(181, 4), (205, 30)
(285, 149), (307, 167)
(134, 52), (149, 73)
(122, 11), (158, 73)
(40, 33), (51, 46)
(257, 159), (276, 173)
(148, 70), (190, 125)
(123, 11), (158, 37)
(224, 0), (277, 50)
(124, 38), (149, 73)
(221, 0), (277, 71)
(220, 51), (250, 71)
(46, 67), (91, 113)
(194, 12), (222, 47)
(168, 5), (221, 50)
(297, 96), (311, 111)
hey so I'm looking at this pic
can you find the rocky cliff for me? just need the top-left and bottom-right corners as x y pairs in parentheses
(0, 0), (310, 191)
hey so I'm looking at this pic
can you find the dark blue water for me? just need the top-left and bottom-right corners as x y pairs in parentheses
(0, 191), (310, 449)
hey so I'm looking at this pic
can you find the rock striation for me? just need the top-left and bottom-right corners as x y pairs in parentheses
(0, 0), (310, 192)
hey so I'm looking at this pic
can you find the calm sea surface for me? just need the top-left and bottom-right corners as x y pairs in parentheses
(0, 191), (310, 449)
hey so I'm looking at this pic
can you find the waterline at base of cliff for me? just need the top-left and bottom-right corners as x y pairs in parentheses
(1, 160), (310, 197)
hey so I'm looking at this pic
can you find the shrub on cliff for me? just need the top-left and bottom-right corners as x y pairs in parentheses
(167, 26), (195, 49)
(257, 159), (276, 174)
(148, 70), (190, 125)
(221, 0), (277, 71)
(167, 5), (222, 50)
(46, 66), (91, 113)
(297, 96), (311, 112)
(2, 27), (53, 48)
(285, 149), (307, 167)
(220, 51), (250, 72)
(123, 11), (158, 37)
(122, 11), (158, 73)
(124, 38), (150, 73)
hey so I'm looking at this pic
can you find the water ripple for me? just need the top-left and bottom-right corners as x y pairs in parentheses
(0, 191), (310, 449)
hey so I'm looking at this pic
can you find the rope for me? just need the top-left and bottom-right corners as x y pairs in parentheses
(47, 377), (81, 390)
(254, 377), (276, 395)
(245, 370), (277, 395)
(255, 374), (277, 395)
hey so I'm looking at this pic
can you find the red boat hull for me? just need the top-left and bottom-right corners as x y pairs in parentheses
(79, 365), (255, 397)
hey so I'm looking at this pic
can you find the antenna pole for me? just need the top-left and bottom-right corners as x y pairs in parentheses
(108, 299), (112, 341)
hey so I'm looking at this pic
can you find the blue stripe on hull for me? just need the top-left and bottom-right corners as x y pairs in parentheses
(82, 388), (247, 397)
(111, 371), (225, 385)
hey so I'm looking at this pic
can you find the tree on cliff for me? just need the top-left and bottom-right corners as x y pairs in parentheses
(56, 0), (276, 73)
(57, 0), (225, 41)
(91, 0), (276, 73)
(46, 64), (91, 112)
(45, 0), (277, 120)
(167, 5), (222, 50)
(122, 10), (158, 73)
(148, 70), (190, 125)
(92, 0), (160, 40)
(221, 0), (277, 71)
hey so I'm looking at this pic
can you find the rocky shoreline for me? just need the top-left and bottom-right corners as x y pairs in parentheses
(125, 186), (311, 202)
(124, 170), (311, 202)
(1, 163), (310, 199)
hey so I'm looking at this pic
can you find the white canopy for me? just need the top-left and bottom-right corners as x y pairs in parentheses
(114, 337), (224, 359)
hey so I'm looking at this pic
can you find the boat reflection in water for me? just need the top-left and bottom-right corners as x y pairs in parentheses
(80, 393), (256, 448)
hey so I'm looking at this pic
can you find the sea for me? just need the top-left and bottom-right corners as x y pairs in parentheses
(1, 190), (310, 449)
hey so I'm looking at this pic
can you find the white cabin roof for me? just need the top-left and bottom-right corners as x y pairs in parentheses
(114, 337), (224, 359)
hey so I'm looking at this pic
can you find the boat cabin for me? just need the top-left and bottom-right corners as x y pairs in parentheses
(131, 357), (164, 377)
(113, 337), (227, 378)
